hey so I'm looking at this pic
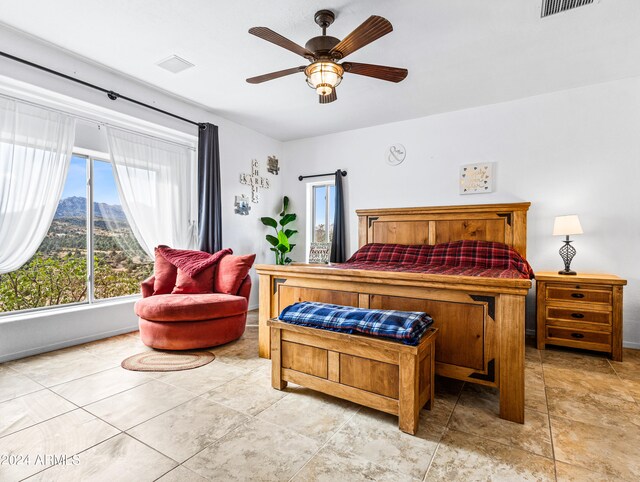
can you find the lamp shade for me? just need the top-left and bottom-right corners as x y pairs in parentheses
(553, 215), (583, 236)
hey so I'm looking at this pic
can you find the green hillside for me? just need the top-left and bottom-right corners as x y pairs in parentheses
(0, 213), (153, 314)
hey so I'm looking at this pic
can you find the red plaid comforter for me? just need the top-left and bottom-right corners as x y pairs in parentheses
(336, 241), (534, 279)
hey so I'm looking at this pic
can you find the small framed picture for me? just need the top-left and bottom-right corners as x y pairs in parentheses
(234, 195), (251, 215)
(460, 162), (495, 194)
(308, 242), (331, 264)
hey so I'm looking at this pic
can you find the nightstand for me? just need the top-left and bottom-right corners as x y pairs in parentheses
(536, 272), (627, 361)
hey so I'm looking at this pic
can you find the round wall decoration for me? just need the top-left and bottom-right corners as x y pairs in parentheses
(386, 144), (406, 166)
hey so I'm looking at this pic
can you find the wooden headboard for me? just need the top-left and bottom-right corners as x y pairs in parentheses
(357, 202), (531, 258)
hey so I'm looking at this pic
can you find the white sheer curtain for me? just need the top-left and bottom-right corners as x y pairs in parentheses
(105, 126), (198, 258)
(0, 98), (76, 273)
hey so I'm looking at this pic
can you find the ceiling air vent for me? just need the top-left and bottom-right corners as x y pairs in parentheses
(156, 55), (195, 74)
(541, 0), (594, 17)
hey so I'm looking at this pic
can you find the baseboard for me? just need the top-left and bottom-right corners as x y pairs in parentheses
(0, 325), (138, 363)
(5, 308), (632, 362)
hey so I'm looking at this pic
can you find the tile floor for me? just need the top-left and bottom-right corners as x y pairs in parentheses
(1, 310), (639, 481)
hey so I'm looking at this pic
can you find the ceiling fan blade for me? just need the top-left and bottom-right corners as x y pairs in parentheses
(319, 89), (337, 104)
(329, 16), (393, 59)
(342, 62), (408, 83)
(246, 66), (306, 84)
(249, 27), (315, 59)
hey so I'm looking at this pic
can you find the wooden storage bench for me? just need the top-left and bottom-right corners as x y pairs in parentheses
(268, 318), (438, 434)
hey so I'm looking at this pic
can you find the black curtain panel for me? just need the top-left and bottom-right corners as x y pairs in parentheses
(330, 169), (347, 263)
(197, 123), (222, 253)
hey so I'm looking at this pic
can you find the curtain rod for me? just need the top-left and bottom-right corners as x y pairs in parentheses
(0, 50), (205, 129)
(298, 170), (347, 181)
(0, 92), (196, 151)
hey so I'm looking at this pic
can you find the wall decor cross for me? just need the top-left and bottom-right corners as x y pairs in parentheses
(240, 159), (270, 203)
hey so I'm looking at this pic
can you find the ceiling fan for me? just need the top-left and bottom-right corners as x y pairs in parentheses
(246, 10), (408, 104)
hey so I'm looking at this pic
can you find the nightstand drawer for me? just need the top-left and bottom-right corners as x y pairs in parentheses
(546, 284), (612, 304)
(546, 326), (611, 347)
(546, 307), (611, 325)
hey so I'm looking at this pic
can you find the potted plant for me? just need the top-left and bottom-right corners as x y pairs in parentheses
(261, 196), (297, 265)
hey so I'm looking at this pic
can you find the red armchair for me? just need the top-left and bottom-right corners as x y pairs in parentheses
(134, 272), (252, 351)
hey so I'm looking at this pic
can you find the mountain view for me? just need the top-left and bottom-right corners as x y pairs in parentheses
(0, 195), (153, 313)
(55, 196), (127, 221)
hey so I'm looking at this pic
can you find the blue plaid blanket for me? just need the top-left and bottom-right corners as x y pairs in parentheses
(278, 301), (433, 346)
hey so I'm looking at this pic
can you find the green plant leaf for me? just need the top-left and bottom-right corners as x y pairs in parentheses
(280, 213), (296, 226)
(289, 244), (296, 250)
(269, 247), (278, 253)
(279, 196), (289, 217)
(284, 229), (298, 238)
(265, 234), (279, 247)
(284, 257), (292, 264)
(277, 231), (290, 250)
(260, 217), (277, 228)
(276, 244), (288, 253)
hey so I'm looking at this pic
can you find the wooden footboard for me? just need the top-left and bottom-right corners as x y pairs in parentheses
(269, 319), (438, 434)
(257, 265), (531, 423)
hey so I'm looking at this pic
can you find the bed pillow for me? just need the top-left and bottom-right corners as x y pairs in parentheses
(344, 241), (534, 279)
(214, 254), (256, 295)
(152, 246), (177, 295)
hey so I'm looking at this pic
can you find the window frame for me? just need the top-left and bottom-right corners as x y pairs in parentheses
(0, 149), (147, 318)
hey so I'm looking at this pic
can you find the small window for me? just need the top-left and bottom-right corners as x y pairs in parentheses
(312, 183), (335, 243)
(307, 181), (335, 263)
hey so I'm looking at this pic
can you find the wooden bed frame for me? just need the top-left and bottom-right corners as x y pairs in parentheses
(256, 202), (532, 423)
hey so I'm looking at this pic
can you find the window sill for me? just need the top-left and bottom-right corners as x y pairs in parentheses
(0, 295), (140, 325)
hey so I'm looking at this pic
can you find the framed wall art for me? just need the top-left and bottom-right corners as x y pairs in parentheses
(459, 162), (495, 194)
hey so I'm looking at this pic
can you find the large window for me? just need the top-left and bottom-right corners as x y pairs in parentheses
(0, 153), (153, 315)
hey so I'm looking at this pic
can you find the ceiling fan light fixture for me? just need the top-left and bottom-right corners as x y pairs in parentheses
(246, 11), (407, 104)
(305, 61), (343, 96)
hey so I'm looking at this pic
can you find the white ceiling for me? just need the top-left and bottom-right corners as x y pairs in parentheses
(1, 0), (639, 141)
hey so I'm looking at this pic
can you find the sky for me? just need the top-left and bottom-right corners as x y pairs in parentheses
(314, 184), (335, 227)
(61, 155), (121, 205)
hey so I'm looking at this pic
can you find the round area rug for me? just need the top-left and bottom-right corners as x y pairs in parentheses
(121, 350), (215, 372)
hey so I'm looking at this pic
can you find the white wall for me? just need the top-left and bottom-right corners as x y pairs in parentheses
(0, 25), (284, 361)
(282, 76), (640, 347)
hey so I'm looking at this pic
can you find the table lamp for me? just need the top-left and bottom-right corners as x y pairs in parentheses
(553, 215), (583, 275)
